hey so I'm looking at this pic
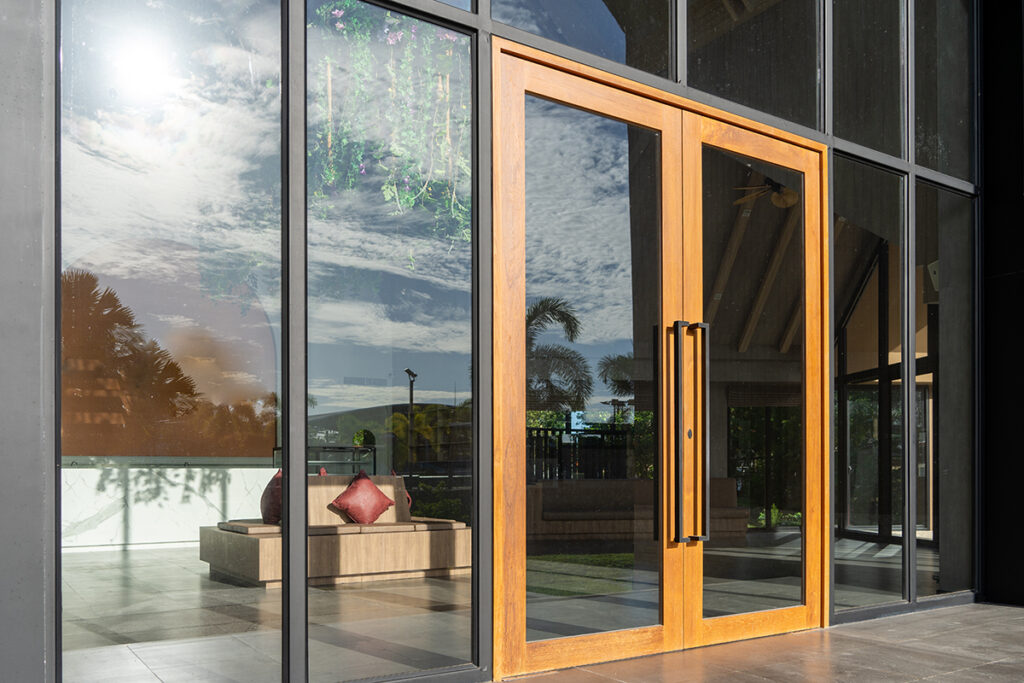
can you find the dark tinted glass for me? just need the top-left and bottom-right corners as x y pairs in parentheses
(916, 1), (972, 179)
(700, 146), (805, 617)
(833, 156), (906, 609)
(688, 0), (818, 128)
(915, 184), (973, 595)
(306, 2), (473, 679)
(834, 0), (903, 156)
(492, 0), (673, 78)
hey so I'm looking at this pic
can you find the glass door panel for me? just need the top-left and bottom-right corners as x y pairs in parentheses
(683, 114), (826, 648)
(698, 146), (806, 619)
(493, 45), (684, 678)
(523, 95), (662, 641)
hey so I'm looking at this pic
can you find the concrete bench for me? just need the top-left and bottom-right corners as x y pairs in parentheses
(199, 474), (471, 588)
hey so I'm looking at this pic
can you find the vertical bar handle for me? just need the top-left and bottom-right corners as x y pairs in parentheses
(652, 324), (660, 542)
(673, 320), (689, 543)
(689, 322), (711, 542)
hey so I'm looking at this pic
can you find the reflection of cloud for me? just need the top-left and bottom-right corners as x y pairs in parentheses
(309, 377), (464, 413)
(61, 0), (282, 303)
(152, 313), (198, 328)
(307, 299), (469, 354)
(491, 2), (542, 33)
(524, 97), (638, 346)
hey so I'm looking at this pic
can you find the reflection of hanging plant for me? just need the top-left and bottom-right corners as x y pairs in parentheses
(308, 0), (471, 246)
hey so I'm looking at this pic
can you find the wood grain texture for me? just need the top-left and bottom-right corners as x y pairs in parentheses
(491, 42), (831, 675)
(492, 46), (687, 679)
(492, 49), (528, 680)
(491, 38), (828, 156)
(685, 116), (829, 647)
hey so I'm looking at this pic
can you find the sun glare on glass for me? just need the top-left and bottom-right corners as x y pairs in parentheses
(111, 37), (177, 102)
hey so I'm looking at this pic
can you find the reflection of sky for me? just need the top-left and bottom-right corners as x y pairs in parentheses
(525, 96), (640, 412)
(306, 7), (473, 415)
(492, 0), (625, 65)
(61, 0), (282, 404)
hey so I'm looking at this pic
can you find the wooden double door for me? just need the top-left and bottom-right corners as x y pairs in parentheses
(492, 40), (829, 679)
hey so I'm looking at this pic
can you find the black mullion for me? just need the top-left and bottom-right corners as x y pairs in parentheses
(472, 16), (494, 677)
(820, 0), (830, 133)
(676, 0), (685, 85)
(283, 0), (308, 677)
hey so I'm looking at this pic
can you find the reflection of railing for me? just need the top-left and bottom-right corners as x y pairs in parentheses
(272, 446), (376, 475)
(526, 427), (630, 481)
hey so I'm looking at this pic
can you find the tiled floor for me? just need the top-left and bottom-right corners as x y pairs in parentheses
(62, 545), (472, 682)
(520, 603), (1024, 682)
(61, 545), (1019, 682)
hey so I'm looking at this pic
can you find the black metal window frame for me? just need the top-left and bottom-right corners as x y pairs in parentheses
(41, 0), (981, 680)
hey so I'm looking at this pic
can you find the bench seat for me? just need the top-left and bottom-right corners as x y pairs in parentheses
(199, 474), (471, 588)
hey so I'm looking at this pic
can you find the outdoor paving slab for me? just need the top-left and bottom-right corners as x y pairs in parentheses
(519, 604), (1024, 683)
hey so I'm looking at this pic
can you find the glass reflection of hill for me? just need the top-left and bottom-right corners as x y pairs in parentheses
(308, 401), (472, 472)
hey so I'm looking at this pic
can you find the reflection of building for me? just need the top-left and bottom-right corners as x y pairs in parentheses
(4, 0), (1023, 681)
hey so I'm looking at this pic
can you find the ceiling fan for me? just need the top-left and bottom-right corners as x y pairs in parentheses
(733, 177), (799, 208)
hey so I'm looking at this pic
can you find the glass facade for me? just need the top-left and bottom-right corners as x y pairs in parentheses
(688, 0), (819, 128)
(492, 0), (673, 78)
(305, 4), (474, 678)
(833, 156), (905, 609)
(60, 0), (283, 677)
(701, 146), (806, 617)
(833, 0), (904, 156)
(45, 0), (980, 679)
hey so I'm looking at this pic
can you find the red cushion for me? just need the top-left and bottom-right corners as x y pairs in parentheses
(260, 469), (283, 524)
(330, 470), (395, 524)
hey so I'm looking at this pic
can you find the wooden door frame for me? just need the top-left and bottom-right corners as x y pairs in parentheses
(491, 38), (830, 680)
(682, 114), (830, 648)
(491, 45), (685, 680)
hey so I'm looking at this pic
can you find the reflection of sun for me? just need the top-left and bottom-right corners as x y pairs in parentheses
(112, 37), (177, 101)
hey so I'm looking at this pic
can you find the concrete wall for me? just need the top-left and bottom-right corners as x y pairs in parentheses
(0, 0), (57, 678)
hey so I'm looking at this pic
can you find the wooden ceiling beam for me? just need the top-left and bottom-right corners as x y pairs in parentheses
(738, 203), (800, 353)
(706, 171), (763, 326)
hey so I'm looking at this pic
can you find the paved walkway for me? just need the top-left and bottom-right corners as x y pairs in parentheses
(518, 603), (1024, 682)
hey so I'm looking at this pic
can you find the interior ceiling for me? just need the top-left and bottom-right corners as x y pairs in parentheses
(700, 147), (805, 357)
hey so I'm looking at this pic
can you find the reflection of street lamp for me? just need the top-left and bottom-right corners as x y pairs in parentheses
(601, 398), (634, 424)
(404, 368), (417, 467)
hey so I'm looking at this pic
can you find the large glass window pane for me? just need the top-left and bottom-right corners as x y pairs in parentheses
(492, 0), (673, 79)
(305, 3), (473, 679)
(833, 0), (904, 156)
(915, 184), (973, 595)
(60, 0), (283, 678)
(833, 156), (905, 609)
(688, 0), (818, 128)
(916, 0), (972, 179)
(523, 96), (662, 640)
(700, 146), (805, 617)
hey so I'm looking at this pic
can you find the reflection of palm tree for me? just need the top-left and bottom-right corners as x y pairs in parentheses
(526, 297), (593, 412)
(598, 352), (634, 398)
(61, 269), (200, 456)
(62, 268), (141, 364)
